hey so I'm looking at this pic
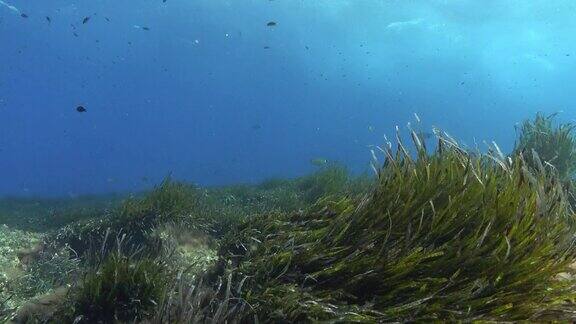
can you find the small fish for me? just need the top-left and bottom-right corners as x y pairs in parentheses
(368, 125), (375, 132)
(45, 16), (51, 23)
(133, 25), (149, 31)
(76, 106), (86, 113)
(73, 32), (79, 37)
(310, 158), (328, 167)
(20, 13), (28, 18)
(263, 46), (270, 49)
(266, 21), (277, 27)
(251, 124), (262, 130)
(82, 16), (90, 24)
(105, 17), (110, 22)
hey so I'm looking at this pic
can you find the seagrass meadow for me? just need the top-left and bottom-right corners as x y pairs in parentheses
(2, 114), (576, 323)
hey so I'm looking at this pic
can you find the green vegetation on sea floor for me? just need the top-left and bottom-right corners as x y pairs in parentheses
(2, 113), (576, 322)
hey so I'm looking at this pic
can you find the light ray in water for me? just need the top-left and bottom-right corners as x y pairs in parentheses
(386, 18), (422, 31)
(0, 0), (19, 14)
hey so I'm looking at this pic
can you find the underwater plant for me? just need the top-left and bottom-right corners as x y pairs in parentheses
(11, 246), (80, 300)
(151, 271), (248, 323)
(513, 112), (576, 181)
(213, 127), (576, 322)
(11, 223), (223, 323)
(62, 251), (169, 323)
(50, 178), (205, 259)
(202, 166), (369, 233)
(295, 164), (351, 204)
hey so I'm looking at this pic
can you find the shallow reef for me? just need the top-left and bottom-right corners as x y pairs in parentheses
(3, 114), (576, 322)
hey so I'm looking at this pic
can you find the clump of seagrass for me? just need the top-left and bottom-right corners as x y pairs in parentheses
(216, 127), (576, 322)
(53, 235), (171, 323)
(514, 112), (576, 181)
(50, 179), (206, 259)
(151, 271), (248, 323)
(209, 163), (368, 217)
(0, 296), (13, 323)
(295, 164), (351, 204)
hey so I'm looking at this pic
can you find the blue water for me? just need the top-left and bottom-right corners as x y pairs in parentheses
(1, 0), (575, 197)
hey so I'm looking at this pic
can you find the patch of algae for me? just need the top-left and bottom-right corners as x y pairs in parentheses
(0, 225), (43, 311)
